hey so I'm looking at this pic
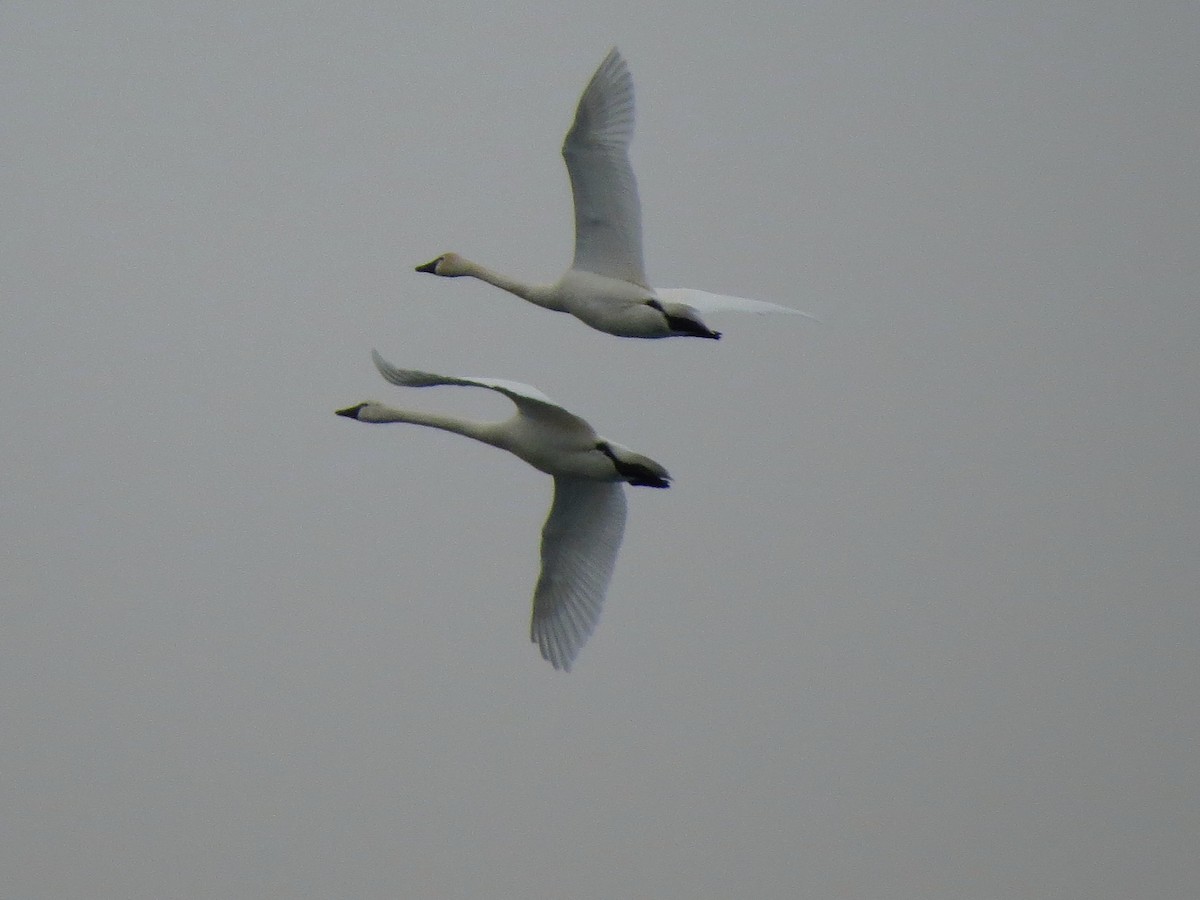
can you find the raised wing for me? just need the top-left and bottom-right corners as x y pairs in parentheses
(562, 48), (646, 285)
(531, 477), (627, 671)
(656, 288), (821, 320)
(370, 350), (594, 434)
(372, 349), (551, 401)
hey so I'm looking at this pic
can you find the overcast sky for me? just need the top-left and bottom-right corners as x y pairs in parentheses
(4, 3), (1198, 898)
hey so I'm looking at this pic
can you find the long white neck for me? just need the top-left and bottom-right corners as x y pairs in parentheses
(363, 406), (505, 448)
(459, 258), (564, 312)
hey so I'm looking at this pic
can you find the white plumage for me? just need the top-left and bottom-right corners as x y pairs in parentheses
(415, 48), (816, 338)
(336, 350), (670, 671)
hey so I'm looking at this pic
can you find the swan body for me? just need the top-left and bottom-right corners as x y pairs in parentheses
(336, 350), (669, 671)
(416, 48), (816, 338)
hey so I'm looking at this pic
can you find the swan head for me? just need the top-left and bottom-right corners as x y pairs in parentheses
(415, 252), (469, 277)
(336, 402), (393, 423)
(596, 441), (671, 488)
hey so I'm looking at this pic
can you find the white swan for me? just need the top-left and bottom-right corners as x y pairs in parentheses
(336, 349), (670, 671)
(416, 48), (816, 339)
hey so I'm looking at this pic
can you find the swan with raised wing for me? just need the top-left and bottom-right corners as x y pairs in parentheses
(336, 350), (669, 671)
(416, 48), (815, 339)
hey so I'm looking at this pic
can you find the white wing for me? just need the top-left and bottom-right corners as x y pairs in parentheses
(371, 350), (594, 433)
(531, 477), (627, 671)
(562, 48), (646, 285)
(372, 349), (551, 401)
(656, 288), (821, 320)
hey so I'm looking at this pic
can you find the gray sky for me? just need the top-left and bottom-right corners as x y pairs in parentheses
(4, 3), (1198, 898)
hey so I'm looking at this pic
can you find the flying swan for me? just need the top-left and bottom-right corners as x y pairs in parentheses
(416, 48), (816, 339)
(336, 349), (670, 671)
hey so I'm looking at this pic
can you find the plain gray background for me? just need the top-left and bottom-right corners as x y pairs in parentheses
(4, 3), (1197, 898)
